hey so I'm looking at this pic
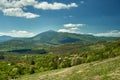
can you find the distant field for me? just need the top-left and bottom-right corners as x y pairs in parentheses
(17, 56), (120, 80)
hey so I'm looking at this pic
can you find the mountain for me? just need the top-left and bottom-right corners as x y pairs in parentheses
(32, 30), (59, 44)
(32, 30), (95, 44)
(0, 30), (118, 44)
(0, 35), (14, 42)
(31, 30), (118, 44)
(0, 30), (119, 51)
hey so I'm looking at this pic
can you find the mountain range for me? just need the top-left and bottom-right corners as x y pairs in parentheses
(0, 30), (119, 51)
(0, 30), (118, 44)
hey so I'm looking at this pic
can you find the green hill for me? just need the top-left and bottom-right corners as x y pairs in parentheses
(0, 40), (36, 51)
(17, 56), (120, 80)
(32, 30), (117, 45)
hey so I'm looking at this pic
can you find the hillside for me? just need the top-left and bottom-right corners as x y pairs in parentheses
(17, 56), (120, 80)
(0, 36), (13, 42)
(32, 30), (93, 44)
(0, 40), (36, 51)
(0, 36), (119, 80)
(32, 30), (117, 45)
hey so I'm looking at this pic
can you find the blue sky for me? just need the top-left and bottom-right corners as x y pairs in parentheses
(0, 0), (120, 37)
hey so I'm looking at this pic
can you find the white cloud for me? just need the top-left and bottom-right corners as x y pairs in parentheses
(13, 0), (37, 7)
(0, 0), (37, 8)
(34, 2), (78, 10)
(58, 28), (79, 33)
(0, 0), (39, 18)
(0, 30), (35, 37)
(90, 30), (120, 37)
(64, 23), (85, 28)
(70, 27), (78, 30)
(0, 0), (78, 18)
(58, 29), (72, 33)
(3, 8), (40, 18)
(58, 23), (85, 33)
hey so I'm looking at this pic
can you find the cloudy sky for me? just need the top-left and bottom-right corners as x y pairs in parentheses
(0, 0), (120, 37)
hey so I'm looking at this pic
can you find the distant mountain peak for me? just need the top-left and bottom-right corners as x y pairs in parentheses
(39, 30), (57, 35)
(47, 30), (56, 32)
(0, 35), (14, 42)
(32, 30), (58, 39)
(0, 35), (11, 37)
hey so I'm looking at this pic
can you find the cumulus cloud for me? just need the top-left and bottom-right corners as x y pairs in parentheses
(58, 23), (85, 33)
(70, 27), (78, 30)
(3, 8), (40, 18)
(64, 23), (85, 28)
(0, 0), (78, 18)
(58, 29), (72, 33)
(0, 0), (39, 18)
(0, 0), (37, 8)
(58, 28), (79, 33)
(90, 30), (120, 37)
(34, 2), (78, 10)
(58, 28), (82, 33)
(0, 30), (35, 37)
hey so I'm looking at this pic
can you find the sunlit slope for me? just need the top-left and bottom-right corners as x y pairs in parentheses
(17, 56), (120, 80)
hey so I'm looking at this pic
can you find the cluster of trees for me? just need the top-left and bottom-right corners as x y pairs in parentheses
(0, 55), (4, 60)
(0, 53), (83, 80)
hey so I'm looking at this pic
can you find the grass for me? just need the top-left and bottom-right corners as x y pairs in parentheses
(16, 56), (120, 80)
